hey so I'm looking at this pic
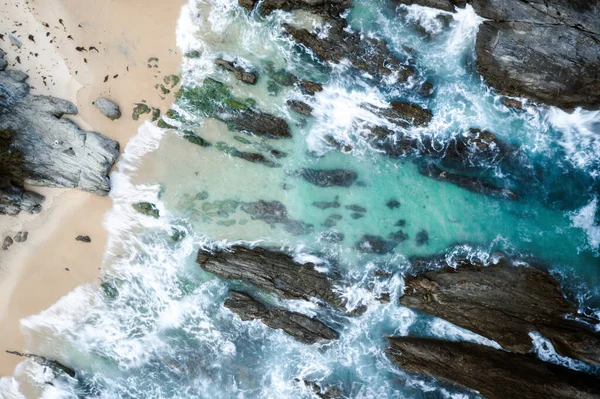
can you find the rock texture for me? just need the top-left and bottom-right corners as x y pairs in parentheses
(300, 169), (358, 187)
(93, 98), (121, 120)
(197, 246), (341, 307)
(401, 256), (600, 366)
(215, 58), (258, 84)
(386, 337), (600, 399)
(224, 290), (338, 344)
(0, 51), (119, 215)
(238, 0), (352, 16)
(396, 0), (600, 108)
(239, 200), (313, 235)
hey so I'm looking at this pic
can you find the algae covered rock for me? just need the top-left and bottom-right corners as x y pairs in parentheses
(132, 202), (160, 218)
(93, 98), (121, 120)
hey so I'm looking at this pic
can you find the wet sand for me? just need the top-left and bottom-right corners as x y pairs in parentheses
(0, 0), (185, 376)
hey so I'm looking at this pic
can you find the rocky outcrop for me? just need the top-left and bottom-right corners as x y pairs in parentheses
(401, 256), (600, 366)
(224, 290), (339, 344)
(0, 52), (119, 216)
(93, 98), (121, 120)
(299, 169), (358, 187)
(386, 337), (600, 399)
(197, 246), (341, 307)
(476, 20), (600, 109)
(6, 350), (76, 379)
(394, 0), (466, 12)
(282, 20), (414, 81)
(397, 0), (600, 109)
(238, 0), (352, 16)
(215, 58), (258, 84)
(287, 100), (312, 116)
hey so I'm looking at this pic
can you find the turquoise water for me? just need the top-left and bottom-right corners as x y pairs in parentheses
(2, 0), (600, 398)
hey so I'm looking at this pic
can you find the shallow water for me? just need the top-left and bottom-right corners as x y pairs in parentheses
(2, 0), (600, 398)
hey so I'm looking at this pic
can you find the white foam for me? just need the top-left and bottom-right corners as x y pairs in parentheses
(529, 331), (598, 374)
(570, 197), (600, 252)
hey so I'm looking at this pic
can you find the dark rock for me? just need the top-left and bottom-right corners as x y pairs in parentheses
(366, 101), (433, 128)
(303, 380), (343, 399)
(501, 97), (523, 110)
(6, 350), (76, 379)
(323, 214), (343, 227)
(355, 235), (396, 254)
(401, 256), (600, 366)
(2, 236), (13, 250)
(240, 200), (313, 235)
(299, 79), (323, 95)
(393, 0), (465, 13)
(345, 204), (366, 213)
(75, 235), (91, 243)
(0, 185), (45, 216)
(238, 0), (352, 16)
(386, 199), (400, 209)
(215, 58), (258, 84)
(215, 142), (278, 168)
(282, 21), (414, 81)
(224, 290), (338, 344)
(132, 202), (160, 218)
(300, 169), (358, 187)
(177, 78), (291, 139)
(388, 230), (409, 243)
(350, 212), (364, 220)
(377, 292), (391, 303)
(476, 21), (600, 109)
(287, 99), (312, 116)
(415, 229), (429, 246)
(395, 219), (406, 227)
(418, 163), (518, 200)
(93, 98), (121, 120)
(183, 132), (212, 147)
(441, 128), (514, 170)
(197, 246), (341, 306)
(418, 81), (435, 97)
(386, 337), (600, 399)
(313, 201), (340, 210)
(13, 231), (27, 242)
(270, 149), (287, 159)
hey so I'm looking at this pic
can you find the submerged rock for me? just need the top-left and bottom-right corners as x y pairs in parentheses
(287, 99), (312, 116)
(240, 200), (313, 235)
(367, 101), (433, 128)
(197, 246), (341, 306)
(215, 142), (278, 168)
(224, 290), (339, 344)
(313, 201), (341, 210)
(300, 169), (358, 187)
(386, 337), (600, 399)
(418, 163), (518, 200)
(401, 256), (600, 366)
(238, 0), (352, 16)
(345, 204), (366, 213)
(355, 235), (396, 254)
(386, 199), (401, 209)
(177, 78), (291, 139)
(93, 97), (121, 120)
(215, 58), (257, 84)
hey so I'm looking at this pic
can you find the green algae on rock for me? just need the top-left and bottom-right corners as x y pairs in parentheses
(132, 202), (160, 218)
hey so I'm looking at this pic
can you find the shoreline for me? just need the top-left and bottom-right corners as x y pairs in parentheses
(0, 0), (185, 376)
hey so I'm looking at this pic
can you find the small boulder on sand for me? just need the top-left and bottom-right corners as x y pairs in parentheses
(93, 98), (122, 120)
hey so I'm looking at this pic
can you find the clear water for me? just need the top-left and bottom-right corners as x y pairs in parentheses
(2, 1), (600, 398)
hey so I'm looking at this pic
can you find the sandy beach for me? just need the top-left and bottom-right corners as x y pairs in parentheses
(0, 0), (185, 376)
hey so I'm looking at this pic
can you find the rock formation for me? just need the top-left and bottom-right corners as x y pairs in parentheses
(93, 97), (122, 120)
(197, 246), (341, 307)
(386, 337), (600, 399)
(224, 290), (339, 344)
(0, 51), (119, 215)
(401, 255), (600, 366)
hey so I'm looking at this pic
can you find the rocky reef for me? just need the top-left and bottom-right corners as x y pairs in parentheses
(386, 337), (600, 399)
(224, 290), (339, 344)
(395, 0), (600, 109)
(401, 254), (600, 365)
(0, 50), (119, 215)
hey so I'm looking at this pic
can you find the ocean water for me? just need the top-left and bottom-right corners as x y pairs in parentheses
(2, 0), (600, 398)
